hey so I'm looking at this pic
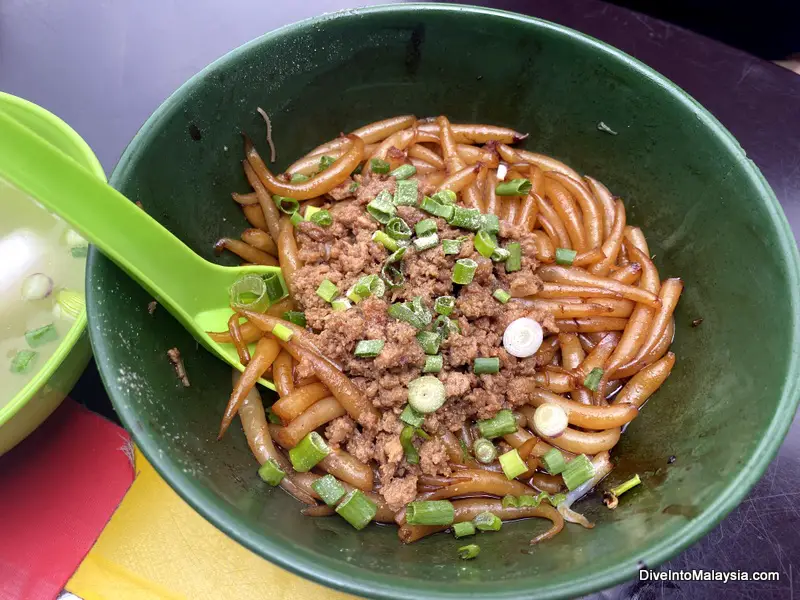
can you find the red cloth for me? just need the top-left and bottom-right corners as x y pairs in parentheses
(0, 399), (134, 600)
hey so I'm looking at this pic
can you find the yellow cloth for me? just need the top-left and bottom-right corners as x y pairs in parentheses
(66, 449), (356, 600)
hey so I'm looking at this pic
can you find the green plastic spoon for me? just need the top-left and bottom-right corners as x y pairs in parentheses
(0, 109), (283, 388)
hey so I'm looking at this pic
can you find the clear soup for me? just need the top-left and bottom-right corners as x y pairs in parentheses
(0, 178), (86, 409)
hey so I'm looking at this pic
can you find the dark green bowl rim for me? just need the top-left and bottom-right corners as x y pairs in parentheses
(92, 4), (800, 598)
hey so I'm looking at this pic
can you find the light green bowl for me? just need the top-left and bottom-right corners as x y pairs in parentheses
(0, 93), (105, 456)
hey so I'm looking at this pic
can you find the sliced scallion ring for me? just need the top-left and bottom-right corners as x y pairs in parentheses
(407, 375), (446, 414)
(502, 318), (543, 358)
(532, 404), (568, 438)
(230, 275), (271, 312)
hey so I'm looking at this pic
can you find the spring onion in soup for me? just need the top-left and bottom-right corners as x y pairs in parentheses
(53, 289), (85, 321)
(10, 350), (38, 374)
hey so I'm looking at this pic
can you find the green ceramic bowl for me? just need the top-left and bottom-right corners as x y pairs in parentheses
(0, 93), (105, 456)
(88, 5), (800, 599)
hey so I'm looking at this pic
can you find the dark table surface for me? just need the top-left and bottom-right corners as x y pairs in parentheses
(2, 1), (799, 598)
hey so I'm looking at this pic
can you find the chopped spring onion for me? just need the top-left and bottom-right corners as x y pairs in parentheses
(71, 246), (88, 258)
(503, 318), (543, 358)
(612, 474), (642, 497)
(266, 407), (282, 424)
(477, 409), (517, 439)
(442, 239), (463, 255)
(381, 262), (405, 289)
(273, 195), (299, 214)
(453, 521), (476, 538)
(503, 317), (544, 358)
(400, 425), (420, 464)
(415, 218), (438, 237)
(25, 324), (58, 348)
(386, 217), (412, 240)
(315, 279), (339, 303)
(407, 375), (446, 414)
(452, 258), (477, 285)
(501, 495), (519, 508)
(271, 323), (294, 342)
(355, 339), (385, 358)
(387, 246), (407, 263)
(473, 511), (502, 531)
(257, 458), (285, 486)
(482, 214), (500, 235)
(433, 314), (458, 340)
(495, 178), (532, 196)
(21, 273), (53, 301)
(400, 404), (425, 427)
(493, 289), (511, 304)
(10, 350), (37, 374)
(53, 289), (85, 320)
(66, 229), (88, 250)
(413, 233), (439, 251)
(416, 331), (441, 355)
(335, 489), (377, 530)
(505, 242), (522, 272)
(283, 311), (306, 327)
(473, 438), (497, 464)
(533, 404), (568, 438)
(304, 205), (322, 221)
(473, 357), (500, 374)
(491, 247), (510, 262)
(459, 438), (471, 462)
(419, 196), (455, 220)
(423, 354), (443, 373)
(584, 367), (604, 392)
(346, 286), (363, 304)
(518, 491), (565, 508)
(291, 173), (309, 183)
(555, 247), (578, 266)
(458, 544), (480, 560)
(434, 296), (455, 316)
(367, 190), (397, 224)
(542, 448), (568, 475)
(372, 230), (398, 252)
(517, 494), (542, 508)
(499, 448), (528, 480)
(370, 158), (391, 174)
(432, 189), (457, 205)
(290, 211), (304, 227)
(289, 431), (330, 472)
(354, 274), (386, 299)
(405, 500), (455, 526)
(318, 155), (336, 171)
(388, 297), (431, 329)
(349, 181), (360, 192)
(448, 207), (482, 231)
(309, 209), (332, 227)
(230, 274), (279, 312)
(393, 179), (419, 206)
(312, 474), (346, 506)
(391, 163), (417, 180)
(474, 230), (497, 258)
(562, 454), (596, 491)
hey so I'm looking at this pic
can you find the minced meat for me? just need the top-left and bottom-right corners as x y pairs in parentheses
(291, 171), (548, 506)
